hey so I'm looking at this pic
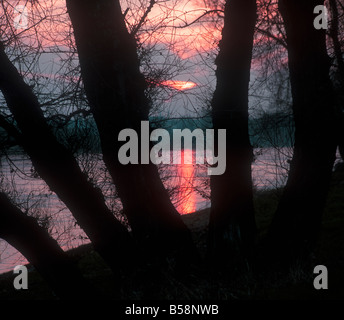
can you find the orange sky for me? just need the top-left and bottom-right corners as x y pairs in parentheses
(6, 0), (282, 65)
(3, 0), (224, 90)
(135, 0), (222, 59)
(3, 0), (287, 101)
(8, 0), (221, 51)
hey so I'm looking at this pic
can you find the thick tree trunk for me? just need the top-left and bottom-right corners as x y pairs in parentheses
(266, 0), (338, 260)
(208, 0), (257, 264)
(329, 0), (344, 160)
(66, 0), (198, 262)
(329, 0), (344, 79)
(0, 193), (92, 299)
(0, 43), (134, 273)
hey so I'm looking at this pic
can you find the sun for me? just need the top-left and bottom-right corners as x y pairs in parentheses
(161, 80), (197, 91)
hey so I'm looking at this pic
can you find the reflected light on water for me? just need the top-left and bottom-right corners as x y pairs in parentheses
(1, 147), (306, 273)
(175, 149), (197, 215)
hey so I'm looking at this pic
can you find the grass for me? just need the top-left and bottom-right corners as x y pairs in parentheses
(0, 167), (343, 300)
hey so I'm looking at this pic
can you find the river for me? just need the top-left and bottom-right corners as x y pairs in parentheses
(0, 147), (293, 274)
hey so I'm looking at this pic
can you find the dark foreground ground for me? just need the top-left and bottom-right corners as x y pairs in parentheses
(0, 166), (343, 300)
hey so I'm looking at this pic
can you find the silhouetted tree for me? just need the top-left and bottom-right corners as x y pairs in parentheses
(0, 41), (134, 274)
(207, 0), (257, 265)
(328, 0), (344, 160)
(0, 0), (342, 300)
(0, 192), (92, 299)
(66, 0), (198, 264)
(266, 0), (338, 261)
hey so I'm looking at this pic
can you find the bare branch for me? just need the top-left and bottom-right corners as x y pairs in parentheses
(131, 0), (156, 36)
(172, 9), (224, 29)
(256, 27), (287, 49)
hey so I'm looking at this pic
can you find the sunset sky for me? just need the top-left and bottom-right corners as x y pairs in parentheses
(1, 0), (285, 117)
(0, 0), (230, 118)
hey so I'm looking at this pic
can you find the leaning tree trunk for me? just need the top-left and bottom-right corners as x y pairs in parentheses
(66, 0), (198, 263)
(0, 193), (93, 299)
(207, 0), (257, 265)
(0, 43), (134, 274)
(266, 0), (338, 261)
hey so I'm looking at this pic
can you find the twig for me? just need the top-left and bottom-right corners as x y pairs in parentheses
(131, 0), (156, 36)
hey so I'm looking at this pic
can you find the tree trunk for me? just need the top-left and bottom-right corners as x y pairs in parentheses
(66, 0), (198, 263)
(0, 193), (93, 299)
(0, 43), (134, 273)
(329, 0), (344, 160)
(329, 0), (344, 78)
(266, 0), (338, 261)
(207, 0), (257, 265)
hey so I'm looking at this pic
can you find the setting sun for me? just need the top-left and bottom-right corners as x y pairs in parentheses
(161, 80), (197, 91)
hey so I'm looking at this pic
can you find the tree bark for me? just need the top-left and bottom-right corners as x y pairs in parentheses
(0, 43), (134, 273)
(329, 0), (344, 79)
(207, 0), (257, 264)
(66, 0), (198, 263)
(0, 193), (93, 299)
(329, 0), (344, 160)
(266, 0), (338, 260)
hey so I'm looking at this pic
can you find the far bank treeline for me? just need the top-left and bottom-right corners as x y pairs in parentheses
(0, 112), (295, 156)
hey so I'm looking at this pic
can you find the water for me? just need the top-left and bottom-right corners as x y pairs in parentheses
(0, 148), (292, 275)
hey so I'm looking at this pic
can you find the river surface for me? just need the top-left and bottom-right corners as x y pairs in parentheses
(0, 148), (293, 274)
